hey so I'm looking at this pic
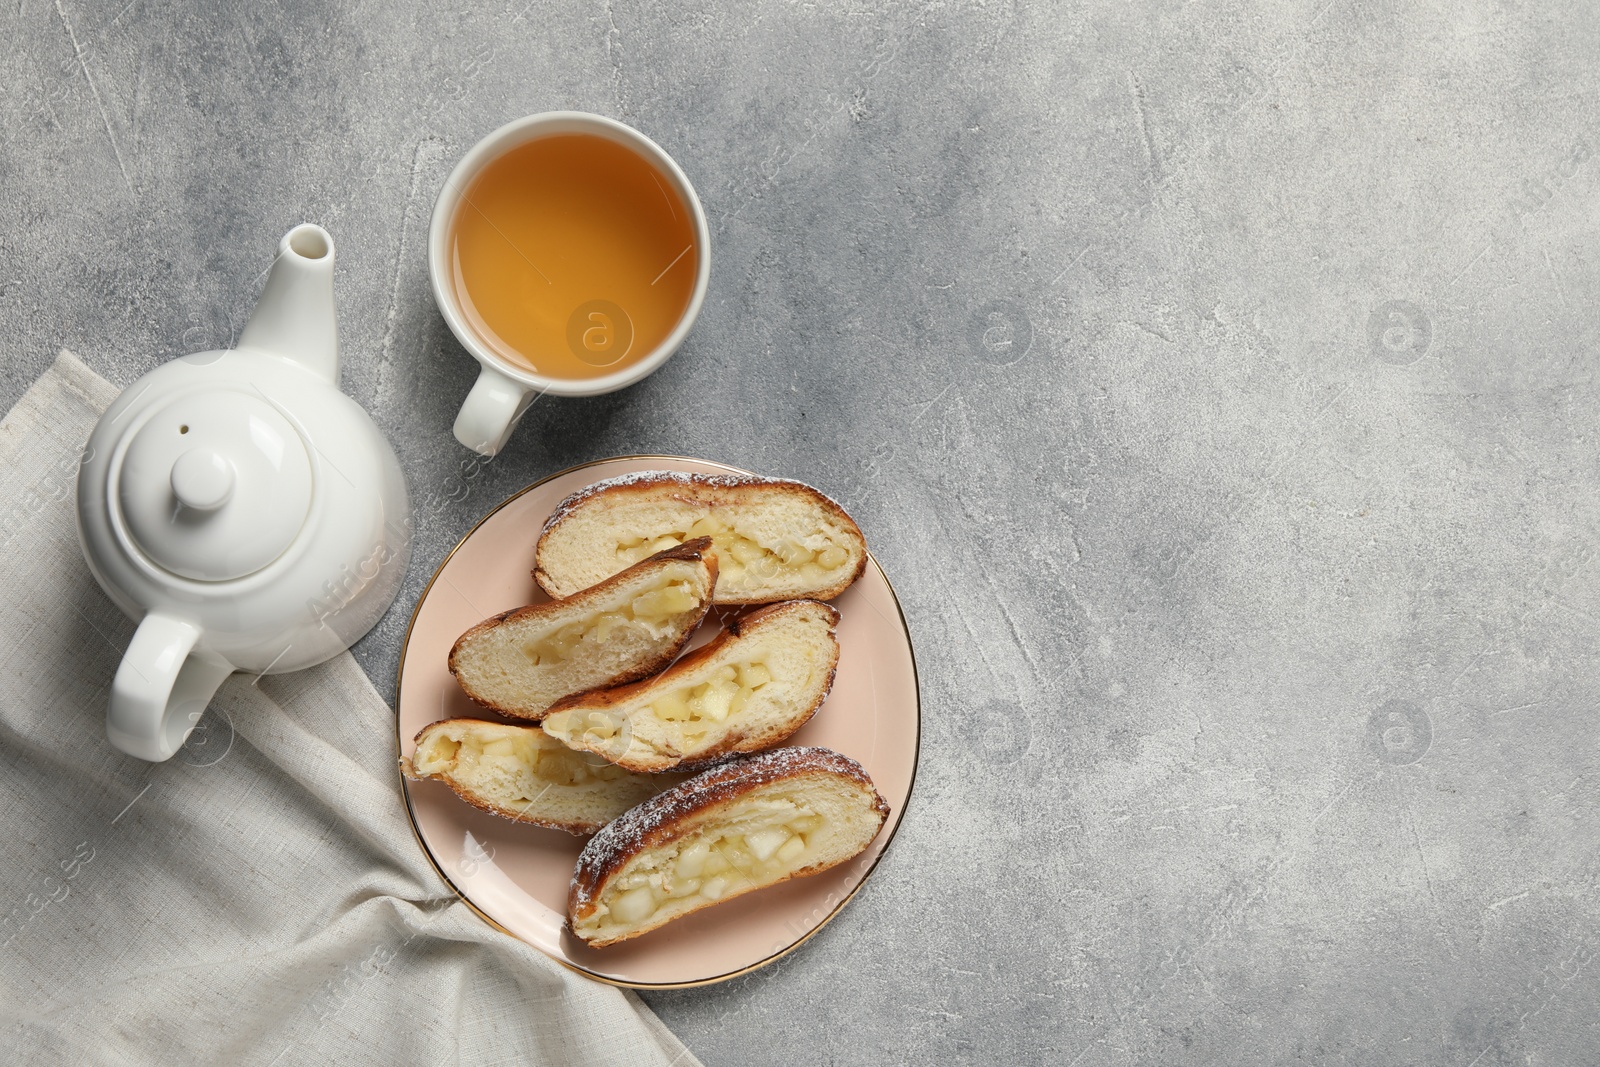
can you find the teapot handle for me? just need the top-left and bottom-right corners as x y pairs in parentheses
(453, 364), (535, 457)
(107, 614), (233, 762)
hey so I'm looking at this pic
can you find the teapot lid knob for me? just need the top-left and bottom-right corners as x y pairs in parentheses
(170, 447), (236, 512)
(115, 391), (313, 582)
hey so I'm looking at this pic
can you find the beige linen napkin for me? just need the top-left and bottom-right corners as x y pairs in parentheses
(0, 352), (700, 1067)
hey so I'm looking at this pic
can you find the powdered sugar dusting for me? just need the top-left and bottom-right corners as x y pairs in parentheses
(568, 746), (883, 916)
(538, 469), (857, 540)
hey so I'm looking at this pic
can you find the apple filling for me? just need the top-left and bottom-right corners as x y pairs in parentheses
(603, 811), (826, 924)
(522, 579), (700, 666)
(649, 661), (772, 744)
(614, 512), (851, 588)
(542, 660), (773, 752)
(413, 729), (631, 793)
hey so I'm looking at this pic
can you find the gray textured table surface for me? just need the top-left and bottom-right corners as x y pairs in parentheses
(6, 1), (1599, 1064)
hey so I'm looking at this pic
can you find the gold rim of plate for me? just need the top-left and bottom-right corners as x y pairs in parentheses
(391, 454), (922, 989)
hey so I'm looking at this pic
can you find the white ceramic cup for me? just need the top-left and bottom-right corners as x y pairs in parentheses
(429, 112), (711, 457)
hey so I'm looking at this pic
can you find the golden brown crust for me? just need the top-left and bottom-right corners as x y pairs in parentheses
(567, 746), (890, 943)
(541, 600), (841, 771)
(404, 721), (687, 836)
(400, 739), (601, 838)
(400, 743), (598, 836)
(447, 538), (717, 720)
(533, 471), (867, 605)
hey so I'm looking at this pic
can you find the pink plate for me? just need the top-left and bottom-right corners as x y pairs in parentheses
(395, 456), (920, 987)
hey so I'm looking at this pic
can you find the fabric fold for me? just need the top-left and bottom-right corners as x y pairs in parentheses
(0, 351), (701, 1067)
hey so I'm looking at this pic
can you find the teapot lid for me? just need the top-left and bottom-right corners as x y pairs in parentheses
(116, 388), (312, 581)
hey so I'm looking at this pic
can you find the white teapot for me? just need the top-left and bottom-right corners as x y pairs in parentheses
(76, 225), (411, 762)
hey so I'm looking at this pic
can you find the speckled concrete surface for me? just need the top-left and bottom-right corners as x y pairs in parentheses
(6, 0), (1600, 1063)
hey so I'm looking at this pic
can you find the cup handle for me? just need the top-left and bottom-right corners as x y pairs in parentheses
(107, 614), (233, 762)
(453, 364), (535, 457)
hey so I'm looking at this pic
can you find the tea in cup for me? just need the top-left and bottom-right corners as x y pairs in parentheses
(430, 113), (711, 455)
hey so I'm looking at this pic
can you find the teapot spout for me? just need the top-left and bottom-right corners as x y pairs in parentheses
(236, 224), (339, 383)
